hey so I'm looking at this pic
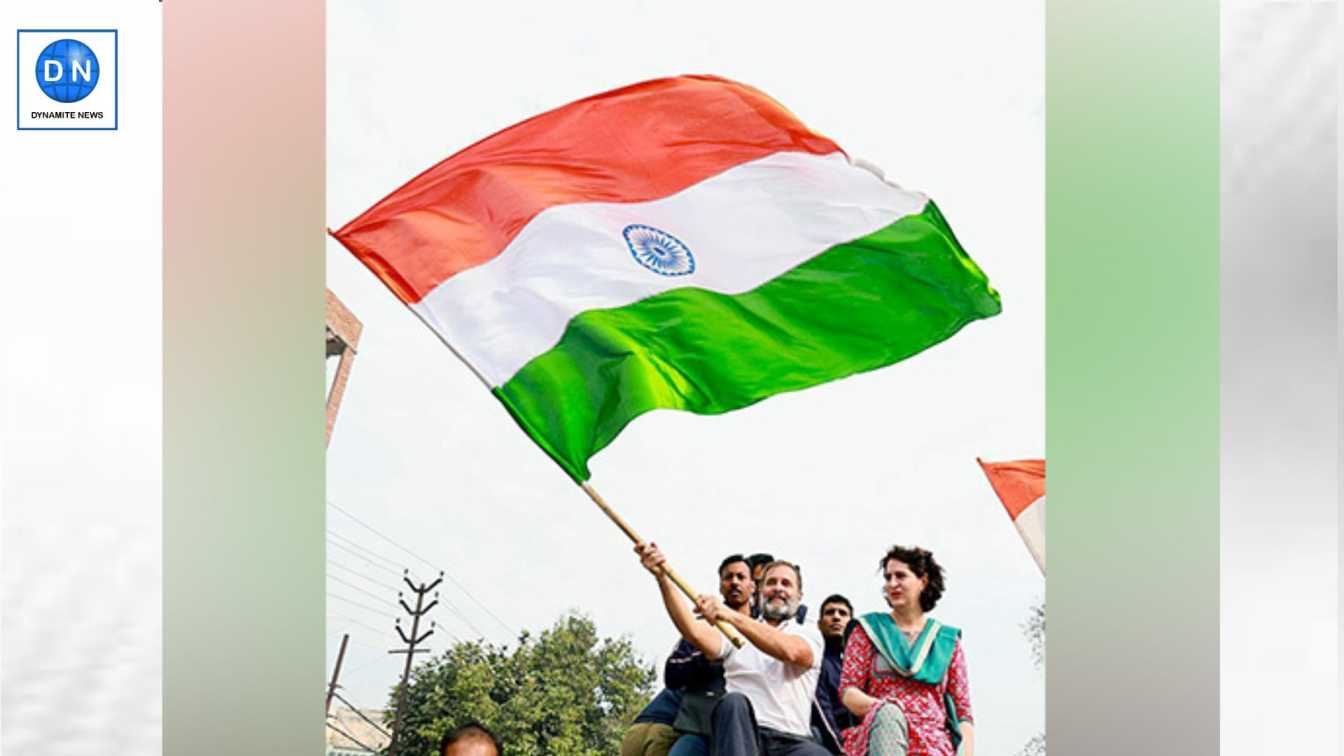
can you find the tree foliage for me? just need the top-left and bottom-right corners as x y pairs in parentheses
(1022, 599), (1045, 671)
(1015, 600), (1046, 756)
(386, 612), (656, 756)
(1014, 732), (1045, 756)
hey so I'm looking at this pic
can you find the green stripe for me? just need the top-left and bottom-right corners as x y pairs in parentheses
(493, 202), (1002, 482)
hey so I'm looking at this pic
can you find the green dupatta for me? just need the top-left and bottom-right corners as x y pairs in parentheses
(856, 612), (965, 750)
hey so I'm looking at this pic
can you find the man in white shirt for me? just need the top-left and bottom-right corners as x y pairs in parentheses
(637, 542), (830, 756)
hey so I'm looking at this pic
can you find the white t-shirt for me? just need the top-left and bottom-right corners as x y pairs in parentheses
(716, 619), (824, 737)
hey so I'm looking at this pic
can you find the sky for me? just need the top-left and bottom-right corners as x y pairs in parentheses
(326, 2), (1044, 752)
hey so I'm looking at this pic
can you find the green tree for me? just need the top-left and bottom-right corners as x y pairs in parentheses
(387, 612), (656, 756)
(1014, 599), (1045, 756)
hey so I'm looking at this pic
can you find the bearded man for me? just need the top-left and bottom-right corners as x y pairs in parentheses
(637, 543), (829, 756)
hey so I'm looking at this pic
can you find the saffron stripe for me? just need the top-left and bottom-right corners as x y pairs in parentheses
(332, 75), (842, 304)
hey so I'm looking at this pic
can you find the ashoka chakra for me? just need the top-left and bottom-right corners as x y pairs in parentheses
(623, 224), (696, 277)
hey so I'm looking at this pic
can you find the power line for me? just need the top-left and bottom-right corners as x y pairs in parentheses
(326, 721), (381, 754)
(328, 529), (407, 572)
(329, 573), (398, 607)
(330, 568), (472, 646)
(327, 639), (401, 676)
(423, 566), (514, 639)
(337, 609), (462, 648)
(332, 691), (393, 738)
(328, 500), (515, 637)
(328, 629), (391, 651)
(432, 592), (487, 640)
(333, 559), (484, 644)
(329, 592), (397, 620)
(341, 654), (397, 678)
(329, 559), (401, 593)
(332, 556), (484, 643)
(330, 615), (396, 639)
(416, 564), (510, 634)
(328, 537), (406, 578)
(328, 502), (440, 571)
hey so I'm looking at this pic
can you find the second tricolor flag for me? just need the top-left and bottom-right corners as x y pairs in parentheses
(978, 458), (1046, 573)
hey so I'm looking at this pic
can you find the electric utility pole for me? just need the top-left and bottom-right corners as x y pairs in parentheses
(325, 633), (350, 715)
(387, 570), (442, 754)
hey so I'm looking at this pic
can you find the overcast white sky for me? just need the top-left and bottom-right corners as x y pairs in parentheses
(326, 2), (1043, 751)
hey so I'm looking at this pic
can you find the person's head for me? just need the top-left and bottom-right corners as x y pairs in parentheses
(879, 545), (945, 613)
(440, 722), (502, 756)
(758, 560), (803, 622)
(817, 594), (853, 639)
(746, 552), (774, 584)
(717, 553), (755, 611)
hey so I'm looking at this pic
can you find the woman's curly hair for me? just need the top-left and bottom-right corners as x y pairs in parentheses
(879, 545), (946, 612)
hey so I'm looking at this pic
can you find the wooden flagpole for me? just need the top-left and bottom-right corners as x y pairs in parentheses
(327, 228), (748, 650)
(580, 481), (745, 648)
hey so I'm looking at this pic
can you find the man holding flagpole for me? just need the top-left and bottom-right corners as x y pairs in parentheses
(637, 542), (829, 756)
(334, 74), (1005, 660)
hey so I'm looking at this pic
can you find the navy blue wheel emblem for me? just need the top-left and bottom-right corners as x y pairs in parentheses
(623, 224), (695, 277)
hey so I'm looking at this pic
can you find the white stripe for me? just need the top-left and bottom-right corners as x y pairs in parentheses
(411, 151), (929, 386)
(1013, 496), (1046, 574)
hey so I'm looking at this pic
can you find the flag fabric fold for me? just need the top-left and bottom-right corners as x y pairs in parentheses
(335, 75), (1002, 482)
(977, 458), (1045, 573)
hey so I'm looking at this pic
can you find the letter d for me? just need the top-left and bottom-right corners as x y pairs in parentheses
(43, 59), (63, 82)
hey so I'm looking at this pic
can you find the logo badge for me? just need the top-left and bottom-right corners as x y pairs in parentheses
(623, 224), (696, 277)
(17, 30), (118, 130)
(35, 39), (100, 103)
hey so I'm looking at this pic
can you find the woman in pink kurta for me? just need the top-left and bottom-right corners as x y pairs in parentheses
(838, 545), (974, 756)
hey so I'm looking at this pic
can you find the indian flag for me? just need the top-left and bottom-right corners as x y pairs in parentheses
(334, 75), (1002, 483)
(977, 458), (1045, 573)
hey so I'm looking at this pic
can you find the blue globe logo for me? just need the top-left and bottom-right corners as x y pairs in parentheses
(623, 224), (695, 277)
(35, 39), (100, 103)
